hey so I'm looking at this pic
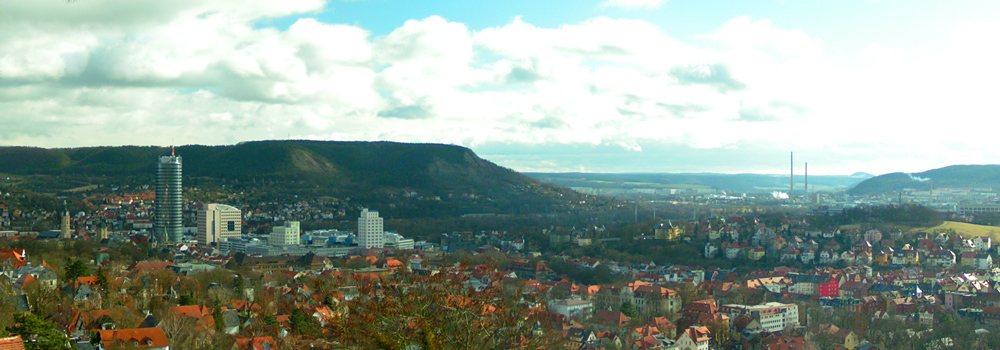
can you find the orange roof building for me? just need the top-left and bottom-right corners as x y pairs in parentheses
(96, 328), (170, 349)
(0, 336), (26, 350)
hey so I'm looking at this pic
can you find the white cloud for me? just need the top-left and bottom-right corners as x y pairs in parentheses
(861, 43), (904, 64)
(600, 0), (665, 9)
(0, 1), (995, 174)
(709, 17), (824, 58)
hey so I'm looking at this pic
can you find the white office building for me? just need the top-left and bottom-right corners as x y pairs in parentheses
(269, 221), (301, 246)
(357, 208), (384, 249)
(720, 302), (799, 333)
(198, 204), (241, 246)
(384, 231), (414, 250)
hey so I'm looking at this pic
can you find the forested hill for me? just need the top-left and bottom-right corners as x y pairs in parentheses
(0, 141), (591, 217)
(848, 164), (1000, 195)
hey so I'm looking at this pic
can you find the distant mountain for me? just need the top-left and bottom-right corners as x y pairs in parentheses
(848, 165), (1000, 195)
(850, 172), (875, 178)
(0, 141), (586, 217)
(526, 172), (870, 194)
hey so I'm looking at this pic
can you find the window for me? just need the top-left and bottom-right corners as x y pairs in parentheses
(228, 221), (235, 231)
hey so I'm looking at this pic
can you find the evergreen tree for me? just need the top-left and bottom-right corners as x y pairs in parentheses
(289, 308), (320, 337)
(213, 307), (225, 332)
(620, 301), (638, 318)
(9, 313), (70, 350)
(64, 260), (91, 282)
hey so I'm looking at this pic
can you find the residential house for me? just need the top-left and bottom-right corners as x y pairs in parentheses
(818, 249), (838, 265)
(608, 281), (681, 316)
(839, 281), (871, 299)
(704, 243), (719, 259)
(817, 276), (840, 298)
(926, 249), (956, 268)
(719, 302), (799, 333)
(654, 222), (684, 241)
(509, 261), (553, 280)
(974, 252), (994, 270)
(806, 324), (859, 350)
(864, 230), (882, 243)
(591, 310), (630, 329)
(799, 250), (815, 264)
(548, 299), (593, 318)
(840, 251), (856, 265)
(708, 228), (721, 241)
(565, 327), (598, 349)
(724, 242), (746, 260)
(768, 236), (786, 252)
(853, 240), (872, 254)
(233, 336), (275, 350)
(873, 248), (893, 266)
(0, 336), (25, 350)
(856, 251), (873, 265)
(761, 335), (811, 350)
(974, 237), (992, 252)
(96, 328), (170, 350)
(821, 230), (839, 239)
(676, 326), (711, 350)
(788, 274), (823, 296)
(649, 317), (678, 339)
(780, 248), (799, 262)
(961, 251), (978, 268)
(676, 299), (729, 332)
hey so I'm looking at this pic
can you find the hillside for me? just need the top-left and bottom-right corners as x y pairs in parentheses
(527, 172), (871, 194)
(848, 165), (1000, 195)
(909, 221), (1000, 240)
(0, 141), (590, 217)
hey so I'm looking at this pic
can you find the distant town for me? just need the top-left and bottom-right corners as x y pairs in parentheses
(2, 151), (1000, 349)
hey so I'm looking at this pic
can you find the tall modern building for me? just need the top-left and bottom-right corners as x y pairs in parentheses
(269, 221), (301, 246)
(155, 151), (183, 243)
(198, 203), (242, 246)
(357, 208), (384, 249)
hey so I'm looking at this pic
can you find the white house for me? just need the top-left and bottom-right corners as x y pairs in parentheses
(548, 299), (593, 318)
(676, 326), (710, 350)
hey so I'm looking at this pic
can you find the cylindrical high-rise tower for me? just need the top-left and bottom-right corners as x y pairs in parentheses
(60, 210), (71, 239)
(156, 150), (183, 243)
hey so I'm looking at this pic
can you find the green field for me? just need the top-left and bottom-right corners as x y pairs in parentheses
(910, 221), (1000, 240)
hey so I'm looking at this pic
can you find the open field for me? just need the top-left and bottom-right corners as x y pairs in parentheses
(64, 184), (99, 193)
(909, 221), (1000, 240)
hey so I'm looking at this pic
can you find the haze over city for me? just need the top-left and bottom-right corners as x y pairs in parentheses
(2, 0), (1000, 175)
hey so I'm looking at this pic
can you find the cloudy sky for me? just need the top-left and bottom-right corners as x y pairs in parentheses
(2, 0), (999, 175)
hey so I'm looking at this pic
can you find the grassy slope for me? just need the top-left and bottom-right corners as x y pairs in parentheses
(909, 221), (1000, 239)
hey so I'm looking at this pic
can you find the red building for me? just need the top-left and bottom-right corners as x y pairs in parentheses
(818, 276), (840, 298)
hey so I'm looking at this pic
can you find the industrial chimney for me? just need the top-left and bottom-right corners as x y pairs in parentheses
(789, 152), (794, 202)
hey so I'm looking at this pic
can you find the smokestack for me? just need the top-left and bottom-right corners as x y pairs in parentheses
(790, 152), (794, 202)
(805, 162), (809, 204)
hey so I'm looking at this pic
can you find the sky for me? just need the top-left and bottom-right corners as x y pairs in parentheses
(2, 0), (1000, 176)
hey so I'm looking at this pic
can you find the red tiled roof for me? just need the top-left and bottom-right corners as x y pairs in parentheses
(97, 328), (170, 348)
(0, 336), (26, 350)
(235, 336), (275, 350)
(593, 310), (630, 327)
